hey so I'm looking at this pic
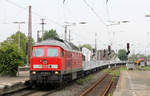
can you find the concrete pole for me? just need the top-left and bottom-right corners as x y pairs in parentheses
(13, 22), (25, 49)
(40, 19), (46, 40)
(69, 29), (71, 42)
(65, 25), (67, 40)
(37, 30), (40, 42)
(27, 5), (32, 66)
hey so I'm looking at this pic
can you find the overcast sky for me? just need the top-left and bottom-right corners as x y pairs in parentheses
(0, 0), (150, 55)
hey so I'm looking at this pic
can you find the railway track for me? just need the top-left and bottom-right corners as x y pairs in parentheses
(80, 73), (113, 96)
(2, 87), (58, 96)
(21, 89), (57, 96)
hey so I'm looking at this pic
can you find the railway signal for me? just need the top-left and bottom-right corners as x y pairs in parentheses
(127, 43), (130, 50)
(103, 49), (106, 57)
(108, 45), (111, 55)
(126, 43), (130, 55)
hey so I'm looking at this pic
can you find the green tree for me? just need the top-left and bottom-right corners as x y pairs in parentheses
(2, 32), (27, 56)
(39, 29), (59, 41)
(118, 49), (128, 61)
(0, 43), (24, 76)
(79, 44), (92, 51)
(1, 31), (35, 64)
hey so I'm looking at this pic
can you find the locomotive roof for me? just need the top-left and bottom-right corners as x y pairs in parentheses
(35, 38), (79, 51)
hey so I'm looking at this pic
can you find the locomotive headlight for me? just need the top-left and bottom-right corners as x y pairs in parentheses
(55, 71), (59, 75)
(32, 71), (36, 75)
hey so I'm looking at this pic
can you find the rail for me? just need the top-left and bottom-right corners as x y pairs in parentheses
(80, 73), (109, 96)
(101, 79), (113, 96)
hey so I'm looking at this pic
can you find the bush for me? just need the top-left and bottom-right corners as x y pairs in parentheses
(0, 43), (24, 76)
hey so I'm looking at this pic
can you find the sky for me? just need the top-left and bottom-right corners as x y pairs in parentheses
(0, 0), (150, 55)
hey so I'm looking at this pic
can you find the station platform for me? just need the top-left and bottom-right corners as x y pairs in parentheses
(0, 71), (29, 90)
(113, 71), (150, 96)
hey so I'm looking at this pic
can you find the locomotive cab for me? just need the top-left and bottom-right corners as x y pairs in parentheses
(30, 45), (64, 84)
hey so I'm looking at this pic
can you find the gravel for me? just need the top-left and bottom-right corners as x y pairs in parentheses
(48, 71), (105, 96)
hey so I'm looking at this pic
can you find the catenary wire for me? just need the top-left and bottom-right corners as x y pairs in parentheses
(83, 0), (107, 27)
(5, 0), (64, 28)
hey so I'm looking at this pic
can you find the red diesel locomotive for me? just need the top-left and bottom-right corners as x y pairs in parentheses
(30, 38), (83, 85)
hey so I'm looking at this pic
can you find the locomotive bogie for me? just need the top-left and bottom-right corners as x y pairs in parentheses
(30, 71), (62, 84)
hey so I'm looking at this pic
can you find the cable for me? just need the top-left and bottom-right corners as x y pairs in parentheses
(5, 0), (27, 10)
(83, 0), (107, 26)
(5, 0), (64, 28)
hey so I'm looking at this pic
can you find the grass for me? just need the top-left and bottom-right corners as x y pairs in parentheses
(103, 67), (127, 96)
(103, 66), (127, 77)
(143, 65), (150, 71)
(110, 70), (120, 77)
(136, 65), (150, 71)
(76, 66), (128, 85)
(76, 75), (93, 85)
(103, 69), (110, 73)
(120, 67), (127, 70)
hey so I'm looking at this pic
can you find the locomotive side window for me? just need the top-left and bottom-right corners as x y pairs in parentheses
(34, 48), (44, 57)
(60, 51), (63, 57)
(47, 48), (58, 57)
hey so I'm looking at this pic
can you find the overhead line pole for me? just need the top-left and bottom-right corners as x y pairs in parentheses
(40, 18), (46, 40)
(37, 30), (40, 42)
(95, 32), (97, 51)
(95, 32), (97, 60)
(64, 25), (68, 41)
(69, 29), (71, 42)
(13, 21), (25, 49)
(64, 22), (87, 41)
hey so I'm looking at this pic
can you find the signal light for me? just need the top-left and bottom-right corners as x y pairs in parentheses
(108, 45), (111, 55)
(127, 43), (130, 50)
(126, 43), (130, 55)
(93, 49), (96, 53)
(103, 49), (106, 57)
(108, 45), (111, 52)
(104, 49), (106, 54)
(126, 50), (130, 55)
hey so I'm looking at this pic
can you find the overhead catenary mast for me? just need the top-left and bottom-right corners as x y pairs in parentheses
(64, 25), (68, 41)
(95, 32), (97, 51)
(69, 29), (71, 42)
(95, 32), (97, 60)
(40, 18), (46, 40)
(13, 21), (25, 49)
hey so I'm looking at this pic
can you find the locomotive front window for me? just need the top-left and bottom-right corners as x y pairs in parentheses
(34, 48), (44, 57)
(47, 48), (58, 57)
